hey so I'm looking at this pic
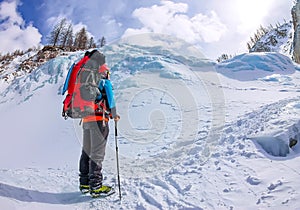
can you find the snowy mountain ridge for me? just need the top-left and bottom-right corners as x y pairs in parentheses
(0, 46), (70, 83)
(250, 21), (294, 57)
(0, 19), (294, 87)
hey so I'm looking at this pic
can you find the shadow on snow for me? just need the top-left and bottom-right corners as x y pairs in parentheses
(0, 182), (92, 204)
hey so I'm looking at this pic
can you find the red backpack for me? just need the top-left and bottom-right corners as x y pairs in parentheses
(62, 50), (106, 119)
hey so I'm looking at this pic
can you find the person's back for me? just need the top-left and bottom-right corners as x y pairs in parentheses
(62, 49), (119, 197)
(62, 50), (106, 119)
(77, 51), (119, 198)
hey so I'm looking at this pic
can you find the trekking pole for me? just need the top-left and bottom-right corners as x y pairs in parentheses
(115, 120), (122, 201)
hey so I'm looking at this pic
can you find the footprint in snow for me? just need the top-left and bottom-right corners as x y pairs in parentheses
(246, 176), (261, 185)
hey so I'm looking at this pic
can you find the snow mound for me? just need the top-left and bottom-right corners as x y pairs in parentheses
(251, 136), (290, 157)
(244, 99), (300, 158)
(250, 117), (300, 158)
(216, 52), (299, 81)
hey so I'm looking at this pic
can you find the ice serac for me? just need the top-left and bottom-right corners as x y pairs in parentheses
(292, 0), (300, 63)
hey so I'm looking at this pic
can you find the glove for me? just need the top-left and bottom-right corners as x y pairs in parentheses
(114, 115), (120, 122)
(62, 108), (68, 120)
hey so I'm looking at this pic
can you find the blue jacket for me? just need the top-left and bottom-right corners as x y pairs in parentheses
(97, 79), (117, 118)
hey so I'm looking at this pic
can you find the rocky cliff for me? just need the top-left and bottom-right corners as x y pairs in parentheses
(292, 0), (300, 63)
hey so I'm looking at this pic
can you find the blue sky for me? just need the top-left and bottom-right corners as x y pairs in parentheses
(0, 0), (294, 59)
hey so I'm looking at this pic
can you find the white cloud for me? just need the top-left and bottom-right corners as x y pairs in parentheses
(42, 0), (126, 43)
(0, 0), (42, 53)
(0, 0), (22, 28)
(72, 22), (94, 39)
(190, 11), (227, 42)
(234, 0), (274, 34)
(122, 0), (227, 44)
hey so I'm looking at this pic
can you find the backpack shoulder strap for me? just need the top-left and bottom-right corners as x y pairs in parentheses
(62, 62), (75, 95)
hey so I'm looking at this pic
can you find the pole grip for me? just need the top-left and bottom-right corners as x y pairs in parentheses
(115, 121), (118, 136)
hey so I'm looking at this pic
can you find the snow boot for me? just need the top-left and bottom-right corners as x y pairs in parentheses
(90, 185), (115, 198)
(79, 184), (90, 194)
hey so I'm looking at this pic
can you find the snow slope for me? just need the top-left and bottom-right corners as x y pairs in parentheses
(1, 34), (300, 209)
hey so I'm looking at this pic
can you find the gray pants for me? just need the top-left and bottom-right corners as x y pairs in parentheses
(79, 121), (109, 189)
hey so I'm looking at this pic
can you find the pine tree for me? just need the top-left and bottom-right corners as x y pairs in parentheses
(216, 53), (232, 63)
(48, 18), (67, 47)
(99, 36), (106, 47)
(61, 23), (73, 48)
(66, 26), (74, 48)
(88, 37), (97, 49)
(247, 43), (252, 51)
(74, 27), (88, 49)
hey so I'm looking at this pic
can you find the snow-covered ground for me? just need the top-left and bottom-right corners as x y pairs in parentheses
(1, 34), (300, 209)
